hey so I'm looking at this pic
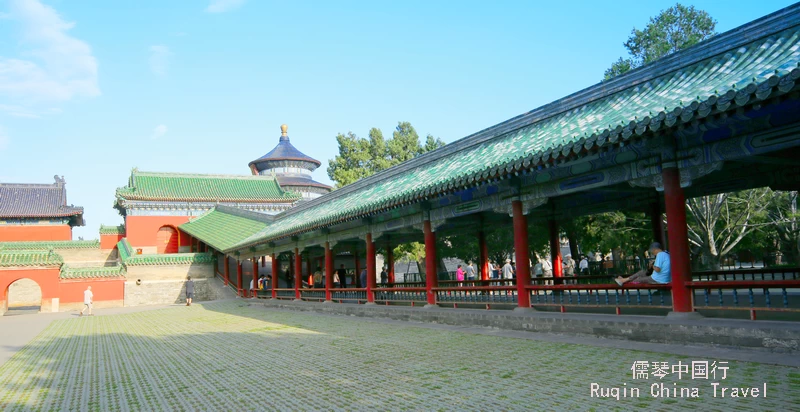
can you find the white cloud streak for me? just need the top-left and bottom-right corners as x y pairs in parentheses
(205, 0), (245, 13)
(151, 124), (168, 140)
(148, 45), (171, 76)
(0, 0), (99, 105)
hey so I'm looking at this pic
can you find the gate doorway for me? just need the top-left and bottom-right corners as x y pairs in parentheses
(4, 278), (42, 315)
(156, 226), (179, 254)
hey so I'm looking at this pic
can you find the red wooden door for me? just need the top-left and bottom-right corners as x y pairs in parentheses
(156, 226), (179, 254)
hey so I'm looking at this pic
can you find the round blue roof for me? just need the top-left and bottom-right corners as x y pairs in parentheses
(248, 125), (321, 172)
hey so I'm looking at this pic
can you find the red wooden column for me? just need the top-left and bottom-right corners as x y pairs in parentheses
(650, 202), (666, 249)
(270, 253), (277, 299)
(549, 219), (563, 278)
(424, 220), (438, 306)
(512, 200), (532, 308)
(251, 258), (258, 298)
(236, 261), (243, 297)
(324, 242), (334, 301)
(663, 167), (694, 314)
(223, 256), (230, 286)
(479, 230), (489, 281)
(366, 234), (376, 303)
(294, 248), (302, 300)
(262, 255), (266, 268)
(386, 242), (395, 284)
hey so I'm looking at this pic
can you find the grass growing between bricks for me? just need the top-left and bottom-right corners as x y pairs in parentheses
(0, 301), (798, 411)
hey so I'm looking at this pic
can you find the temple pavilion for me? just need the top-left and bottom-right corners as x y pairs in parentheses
(248, 124), (332, 200)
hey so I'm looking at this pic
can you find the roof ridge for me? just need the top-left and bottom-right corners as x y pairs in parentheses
(214, 204), (277, 222)
(279, 4), (800, 219)
(132, 170), (282, 180)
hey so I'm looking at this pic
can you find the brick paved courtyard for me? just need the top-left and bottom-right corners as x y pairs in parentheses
(0, 301), (798, 411)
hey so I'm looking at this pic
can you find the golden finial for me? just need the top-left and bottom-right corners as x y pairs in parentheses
(280, 124), (288, 136)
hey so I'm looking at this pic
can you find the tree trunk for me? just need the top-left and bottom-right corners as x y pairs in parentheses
(567, 231), (580, 260)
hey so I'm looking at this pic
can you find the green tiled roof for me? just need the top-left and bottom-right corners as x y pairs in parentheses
(230, 13), (800, 251)
(0, 250), (63, 267)
(115, 170), (301, 203)
(116, 238), (215, 266)
(0, 240), (99, 250)
(60, 264), (126, 279)
(179, 206), (270, 251)
(99, 224), (125, 235)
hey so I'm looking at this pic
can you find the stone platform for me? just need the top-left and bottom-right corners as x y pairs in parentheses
(253, 299), (800, 354)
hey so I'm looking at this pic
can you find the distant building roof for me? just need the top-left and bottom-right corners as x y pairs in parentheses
(276, 175), (332, 190)
(0, 176), (84, 225)
(248, 124), (322, 172)
(115, 170), (301, 203)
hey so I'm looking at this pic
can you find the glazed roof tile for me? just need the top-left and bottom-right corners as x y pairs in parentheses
(99, 224), (126, 235)
(0, 240), (100, 250)
(179, 205), (271, 251)
(115, 170), (301, 203)
(248, 134), (322, 170)
(228, 7), (800, 251)
(60, 264), (126, 279)
(0, 176), (84, 219)
(0, 250), (63, 267)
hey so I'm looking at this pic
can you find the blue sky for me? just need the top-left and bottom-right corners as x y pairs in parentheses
(0, 0), (794, 240)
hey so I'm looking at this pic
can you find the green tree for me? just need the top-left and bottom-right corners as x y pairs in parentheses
(604, 3), (717, 80)
(326, 132), (372, 188)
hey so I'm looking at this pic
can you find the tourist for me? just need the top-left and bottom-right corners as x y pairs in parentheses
(533, 259), (543, 278)
(502, 259), (514, 280)
(380, 266), (388, 286)
(465, 261), (476, 282)
(563, 254), (575, 276)
(542, 258), (552, 278)
(360, 268), (367, 289)
(615, 242), (670, 286)
(307, 272), (315, 288)
(337, 264), (347, 288)
(456, 264), (465, 286)
(79, 286), (93, 316)
(333, 269), (341, 288)
(313, 267), (323, 288)
(185, 276), (194, 306)
(579, 255), (589, 275)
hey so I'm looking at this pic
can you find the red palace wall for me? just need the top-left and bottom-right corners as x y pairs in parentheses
(0, 225), (72, 242)
(59, 278), (124, 304)
(125, 216), (192, 249)
(100, 234), (125, 250)
(0, 267), (125, 312)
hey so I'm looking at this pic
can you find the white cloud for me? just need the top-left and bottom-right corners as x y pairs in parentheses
(0, 0), (99, 105)
(205, 0), (245, 13)
(151, 124), (168, 140)
(148, 45), (171, 76)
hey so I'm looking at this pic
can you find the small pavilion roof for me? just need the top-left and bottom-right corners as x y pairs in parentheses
(179, 205), (273, 251)
(248, 124), (322, 171)
(226, 6), (800, 252)
(0, 176), (84, 223)
(115, 170), (301, 203)
(276, 175), (332, 190)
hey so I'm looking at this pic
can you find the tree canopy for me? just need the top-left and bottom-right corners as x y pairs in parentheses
(605, 3), (717, 80)
(327, 122), (445, 188)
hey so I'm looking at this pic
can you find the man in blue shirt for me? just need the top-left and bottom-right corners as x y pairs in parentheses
(615, 242), (670, 286)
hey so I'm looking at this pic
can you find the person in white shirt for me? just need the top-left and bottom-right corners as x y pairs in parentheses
(542, 258), (553, 277)
(579, 256), (589, 275)
(80, 286), (93, 316)
(501, 259), (515, 280)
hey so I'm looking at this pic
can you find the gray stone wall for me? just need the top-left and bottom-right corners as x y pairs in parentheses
(6, 278), (41, 307)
